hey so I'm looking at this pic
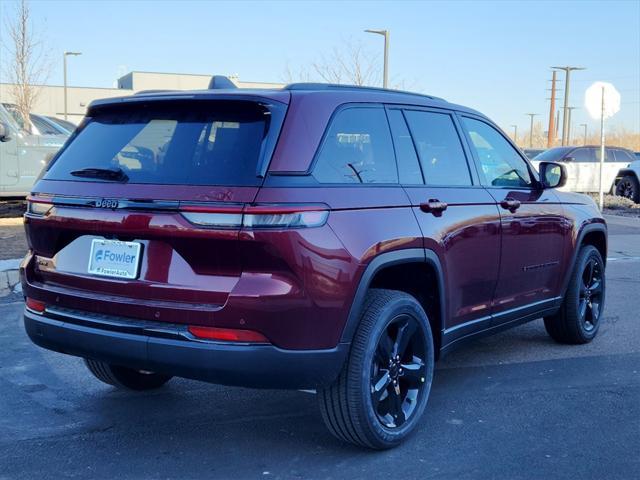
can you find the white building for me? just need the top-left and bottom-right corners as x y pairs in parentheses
(0, 71), (284, 124)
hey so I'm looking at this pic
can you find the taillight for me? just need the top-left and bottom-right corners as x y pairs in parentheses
(25, 297), (46, 313)
(188, 325), (269, 343)
(243, 205), (328, 229)
(180, 204), (329, 229)
(26, 197), (53, 216)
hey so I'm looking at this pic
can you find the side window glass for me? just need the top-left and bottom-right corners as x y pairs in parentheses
(570, 148), (595, 162)
(404, 110), (471, 186)
(462, 117), (532, 188)
(313, 108), (398, 184)
(595, 148), (612, 163)
(612, 149), (632, 163)
(387, 109), (423, 184)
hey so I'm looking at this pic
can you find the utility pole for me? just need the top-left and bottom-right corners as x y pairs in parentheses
(63, 51), (82, 120)
(525, 113), (538, 148)
(552, 66), (586, 146)
(547, 71), (557, 148)
(579, 123), (588, 145)
(555, 110), (560, 139)
(365, 29), (389, 88)
(510, 124), (518, 145)
(566, 107), (577, 145)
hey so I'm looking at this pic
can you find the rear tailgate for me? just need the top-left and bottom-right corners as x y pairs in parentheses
(23, 96), (287, 324)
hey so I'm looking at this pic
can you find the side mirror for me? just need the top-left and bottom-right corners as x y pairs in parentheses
(563, 156), (575, 162)
(538, 161), (567, 189)
(0, 122), (10, 142)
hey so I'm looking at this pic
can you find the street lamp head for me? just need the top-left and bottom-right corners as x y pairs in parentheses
(365, 29), (388, 36)
(64, 51), (82, 56)
(551, 66), (586, 71)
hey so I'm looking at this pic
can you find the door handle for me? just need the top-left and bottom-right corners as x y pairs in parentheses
(420, 199), (448, 215)
(500, 197), (521, 212)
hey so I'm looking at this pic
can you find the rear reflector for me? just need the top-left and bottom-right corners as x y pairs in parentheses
(188, 325), (269, 343)
(25, 297), (46, 313)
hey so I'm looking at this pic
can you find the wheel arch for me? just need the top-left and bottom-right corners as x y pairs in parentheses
(561, 223), (607, 297)
(339, 248), (446, 358)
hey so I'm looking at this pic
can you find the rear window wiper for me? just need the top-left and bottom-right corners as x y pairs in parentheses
(70, 167), (129, 182)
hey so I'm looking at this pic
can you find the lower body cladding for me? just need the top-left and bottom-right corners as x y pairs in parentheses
(24, 307), (349, 390)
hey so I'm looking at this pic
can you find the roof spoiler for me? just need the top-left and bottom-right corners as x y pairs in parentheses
(208, 75), (237, 89)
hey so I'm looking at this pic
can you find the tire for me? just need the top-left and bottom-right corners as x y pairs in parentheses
(544, 245), (605, 344)
(615, 174), (640, 203)
(318, 289), (435, 449)
(84, 359), (172, 390)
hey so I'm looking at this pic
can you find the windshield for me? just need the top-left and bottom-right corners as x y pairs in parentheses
(532, 147), (572, 161)
(44, 100), (275, 186)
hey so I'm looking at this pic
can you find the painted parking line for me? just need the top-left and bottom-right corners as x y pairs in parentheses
(607, 256), (640, 262)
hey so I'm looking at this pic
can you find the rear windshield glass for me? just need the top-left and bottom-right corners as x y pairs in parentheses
(44, 101), (272, 186)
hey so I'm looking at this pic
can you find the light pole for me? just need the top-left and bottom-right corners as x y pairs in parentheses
(525, 113), (538, 148)
(552, 66), (586, 146)
(63, 51), (82, 120)
(566, 107), (577, 144)
(365, 29), (389, 88)
(510, 124), (518, 145)
(579, 123), (588, 145)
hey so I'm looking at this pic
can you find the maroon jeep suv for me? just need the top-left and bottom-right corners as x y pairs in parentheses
(21, 79), (607, 449)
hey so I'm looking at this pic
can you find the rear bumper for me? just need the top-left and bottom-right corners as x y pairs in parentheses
(24, 308), (348, 389)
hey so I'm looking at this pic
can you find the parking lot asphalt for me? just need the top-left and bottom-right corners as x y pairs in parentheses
(0, 216), (639, 479)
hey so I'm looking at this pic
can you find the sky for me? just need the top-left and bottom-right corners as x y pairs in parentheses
(1, 0), (639, 136)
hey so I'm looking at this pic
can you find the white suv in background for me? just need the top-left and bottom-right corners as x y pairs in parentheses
(532, 146), (639, 203)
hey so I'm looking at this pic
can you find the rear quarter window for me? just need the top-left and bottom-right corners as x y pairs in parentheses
(44, 101), (274, 186)
(312, 107), (398, 184)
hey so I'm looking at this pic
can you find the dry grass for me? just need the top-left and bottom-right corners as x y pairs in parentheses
(516, 124), (640, 151)
(588, 193), (640, 217)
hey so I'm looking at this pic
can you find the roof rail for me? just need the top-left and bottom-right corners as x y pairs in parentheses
(283, 82), (444, 101)
(208, 75), (237, 89)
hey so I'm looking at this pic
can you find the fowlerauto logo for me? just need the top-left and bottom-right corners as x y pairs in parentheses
(95, 198), (119, 209)
(94, 248), (136, 264)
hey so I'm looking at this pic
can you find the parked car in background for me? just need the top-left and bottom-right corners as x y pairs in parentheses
(0, 103), (66, 197)
(44, 115), (77, 133)
(635, 151), (640, 160)
(531, 145), (639, 202)
(523, 148), (545, 159)
(2, 103), (72, 137)
(22, 79), (607, 449)
(31, 113), (72, 136)
(615, 159), (640, 203)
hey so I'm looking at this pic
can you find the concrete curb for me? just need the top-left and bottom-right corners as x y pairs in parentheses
(0, 218), (24, 227)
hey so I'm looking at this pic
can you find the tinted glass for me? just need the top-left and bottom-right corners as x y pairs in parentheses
(31, 116), (63, 135)
(45, 101), (271, 186)
(533, 147), (572, 161)
(313, 107), (397, 184)
(570, 148), (595, 162)
(404, 110), (471, 186)
(595, 148), (612, 163)
(462, 117), (532, 188)
(612, 149), (634, 163)
(387, 109), (423, 184)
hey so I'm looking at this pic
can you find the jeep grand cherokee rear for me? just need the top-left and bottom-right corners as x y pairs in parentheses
(22, 82), (606, 450)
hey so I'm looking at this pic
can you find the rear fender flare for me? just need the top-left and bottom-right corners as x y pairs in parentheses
(339, 248), (446, 344)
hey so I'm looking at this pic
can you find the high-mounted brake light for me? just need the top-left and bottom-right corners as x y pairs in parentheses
(180, 204), (329, 229)
(188, 325), (269, 343)
(25, 297), (46, 313)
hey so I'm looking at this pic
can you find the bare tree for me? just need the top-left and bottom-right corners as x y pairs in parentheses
(284, 39), (380, 87)
(312, 40), (379, 86)
(2, 0), (51, 132)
